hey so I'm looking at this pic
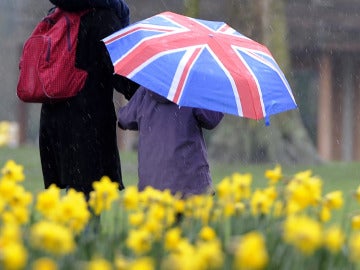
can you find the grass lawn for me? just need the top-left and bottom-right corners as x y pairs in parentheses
(1, 144), (360, 204)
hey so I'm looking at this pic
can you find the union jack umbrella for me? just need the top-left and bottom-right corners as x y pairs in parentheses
(103, 11), (297, 123)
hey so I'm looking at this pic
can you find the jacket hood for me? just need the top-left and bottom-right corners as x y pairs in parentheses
(49, 0), (129, 27)
(148, 90), (172, 104)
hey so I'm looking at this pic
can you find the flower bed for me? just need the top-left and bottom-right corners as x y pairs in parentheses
(0, 161), (359, 270)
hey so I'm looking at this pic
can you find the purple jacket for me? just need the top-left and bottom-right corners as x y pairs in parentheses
(118, 86), (224, 197)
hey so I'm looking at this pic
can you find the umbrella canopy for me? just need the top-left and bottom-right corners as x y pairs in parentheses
(103, 11), (297, 123)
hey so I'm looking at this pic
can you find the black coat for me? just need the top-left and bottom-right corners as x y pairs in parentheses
(39, 1), (138, 194)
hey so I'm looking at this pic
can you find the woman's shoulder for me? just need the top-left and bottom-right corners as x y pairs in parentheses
(82, 8), (123, 40)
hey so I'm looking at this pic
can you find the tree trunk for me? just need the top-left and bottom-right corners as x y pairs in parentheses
(209, 0), (320, 165)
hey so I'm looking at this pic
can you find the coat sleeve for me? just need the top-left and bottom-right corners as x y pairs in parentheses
(193, 108), (224, 130)
(117, 86), (145, 130)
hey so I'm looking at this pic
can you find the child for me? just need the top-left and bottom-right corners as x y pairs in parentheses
(117, 86), (224, 198)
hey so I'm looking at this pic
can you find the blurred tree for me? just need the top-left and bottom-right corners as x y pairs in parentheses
(208, 0), (319, 164)
(184, 0), (199, 17)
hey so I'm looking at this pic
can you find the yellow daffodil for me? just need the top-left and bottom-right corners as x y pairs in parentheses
(196, 239), (223, 270)
(250, 189), (274, 216)
(8, 185), (32, 209)
(165, 208), (176, 227)
(163, 239), (201, 270)
(122, 186), (139, 210)
(172, 238), (195, 256)
(139, 186), (158, 205)
(139, 186), (175, 208)
(234, 231), (268, 270)
(1, 242), (28, 270)
(216, 177), (232, 199)
(293, 169), (313, 180)
(265, 164), (283, 185)
(54, 189), (90, 234)
(222, 201), (236, 217)
(89, 176), (120, 215)
(0, 179), (18, 203)
(10, 206), (30, 225)
(0, 223), (22, 245)
(142, 218), (163, 239)
(145, 188), (174, 206)
(199, 226), (216, 241)
(322, 225), (345, 254)
(32, 258), (58, 270)
(351, 215), (360, 230)
(114, 256), (128, 270)
(349, 232), (360, 262)
(1, 211), (19, 225)
(319, 206), (332, 223)
(284, 200), (303, 216)
(128, 211), (145, 227)
(184, 194), (213, 223)
(35, 184), (61, 218)
(126, 229), (152, 255)
(264, 186), (277, 201)
(0, 196), (5, 214)
(285, 175), (322, 211)
(165, 227), (182, 251)
(323, 190), (343, 210)
(174, 199), (185, 214)
(30, 221), (75, 255)
(283, 215), (322, 255)
(148, 203), (166, 221)
(127, 257), (154, 270)
(87, 258), (112, 270)
(1, 160), (25, 182)
(232, 172), (252, 200)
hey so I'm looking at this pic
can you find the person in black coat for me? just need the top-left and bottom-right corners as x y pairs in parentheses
(39, 0), (138, 198)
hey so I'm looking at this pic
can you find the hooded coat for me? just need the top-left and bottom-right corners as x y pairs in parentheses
(117, 86), (224, 197)
(39, 0), (138, 194)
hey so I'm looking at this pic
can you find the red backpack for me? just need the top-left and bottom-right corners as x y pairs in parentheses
(17, 8), (89, 103)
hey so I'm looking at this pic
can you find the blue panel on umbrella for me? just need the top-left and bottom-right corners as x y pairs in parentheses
(195, 19), (226, 31)
(143, 15), (183, 29)
(130, 50), (185, 97)
(239, 51), (296, 116)
(180, 48), (239, 116)
(106, 30), (166, 64)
